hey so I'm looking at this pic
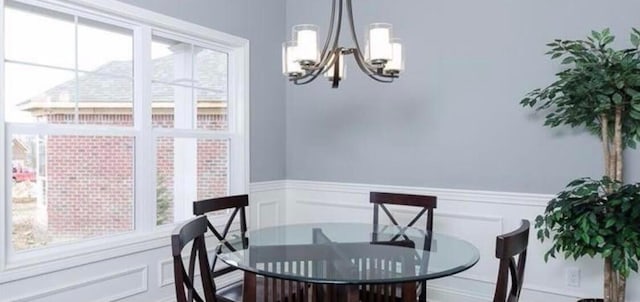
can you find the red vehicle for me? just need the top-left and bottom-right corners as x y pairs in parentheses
(12, 165), (36, 182)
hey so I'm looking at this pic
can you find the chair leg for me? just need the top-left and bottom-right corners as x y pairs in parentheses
(419, 280), (427, 302)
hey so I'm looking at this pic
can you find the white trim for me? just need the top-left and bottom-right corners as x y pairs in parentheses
(66, 0), (249, 48)
(256, 200), (280, 228)
(151, 128), (235, 138)
(9, 265), (148, 302)
(1, 0), (250, 278)
(285, 179), (553, 207)
(0, 227), (168, 283)
(249, 180), (288, 193)
(0, 0), (6, 272)
(6, 123), (138, 136)
(134, 25), (154, 232)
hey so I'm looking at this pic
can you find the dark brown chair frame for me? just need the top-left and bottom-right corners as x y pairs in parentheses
(370, 192), (437, 302)
(193, 195), (249, 302)
(193, 194), (249, 279)
(493, 220), (530, 302)
(172, 216), (217, 302)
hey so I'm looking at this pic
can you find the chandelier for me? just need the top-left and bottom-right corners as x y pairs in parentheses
(282, 0), (404, 88)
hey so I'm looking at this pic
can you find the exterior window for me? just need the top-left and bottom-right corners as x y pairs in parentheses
(2, 0), (247, 259)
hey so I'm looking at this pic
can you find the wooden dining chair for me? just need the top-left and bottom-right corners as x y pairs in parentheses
(171, 216), (217, 302)
(193, 194), (250, 302)
(493, 220), (530, 302)
(370, 192), (437, 302)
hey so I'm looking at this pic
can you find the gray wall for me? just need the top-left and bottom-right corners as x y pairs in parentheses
(118, 0), (287, 182)
(285, 0), (640, 194)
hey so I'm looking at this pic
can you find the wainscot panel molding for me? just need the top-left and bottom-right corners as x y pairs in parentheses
(0, 182), (284, 302)
(283, 179), (640, 302)
(2, 180), (638, 302)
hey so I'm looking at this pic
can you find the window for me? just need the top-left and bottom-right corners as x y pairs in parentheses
(1, 0), (248, 263)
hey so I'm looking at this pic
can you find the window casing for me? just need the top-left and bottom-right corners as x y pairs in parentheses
(0, 0), (249, 272)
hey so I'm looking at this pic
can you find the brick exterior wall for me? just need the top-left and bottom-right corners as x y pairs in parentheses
(45, 113), (228, 238)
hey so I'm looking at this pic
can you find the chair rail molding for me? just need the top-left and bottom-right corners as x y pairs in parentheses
(276, 179), (640, 302)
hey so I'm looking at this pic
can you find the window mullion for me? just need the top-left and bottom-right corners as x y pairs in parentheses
(133, 26), (154, 232)
(0, 0), (7, 271)
(227, 47), (249, 195)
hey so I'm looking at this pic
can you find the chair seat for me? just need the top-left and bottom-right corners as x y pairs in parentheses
(216, 280), (244, 302)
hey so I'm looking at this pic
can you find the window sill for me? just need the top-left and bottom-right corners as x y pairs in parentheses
(0, 226), (174, 284)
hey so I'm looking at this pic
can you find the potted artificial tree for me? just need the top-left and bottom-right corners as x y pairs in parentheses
(521, 29), (640, 302)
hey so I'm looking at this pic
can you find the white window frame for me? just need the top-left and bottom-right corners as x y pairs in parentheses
(0, 0), (249, 280)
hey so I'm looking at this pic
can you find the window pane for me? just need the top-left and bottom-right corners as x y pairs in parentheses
(5, 2), (75, 68)
(4, 63), (76, 123)
(194, 46), (227, 91)
(152, 83), (182, 128)
(197, 138), (229, 200)
(11, 135), (134, 251)
(196, 89), (228, 130)
(155, 137), (229, 225)
(156, 136), (175, 225)
(152, 36), (192, 85)
(78, 18), (133, 76)
(78, 72), (133, 126)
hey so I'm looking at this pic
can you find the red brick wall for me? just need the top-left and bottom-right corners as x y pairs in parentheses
(45, 113), (228, 238)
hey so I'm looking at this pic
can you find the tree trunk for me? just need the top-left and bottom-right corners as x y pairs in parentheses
(614, 106), (623, 182)
(618, 273), (626, 302)
(605, 257), (613, 302)
(609, 106), (625, 302)
(601, 114), (610, 178)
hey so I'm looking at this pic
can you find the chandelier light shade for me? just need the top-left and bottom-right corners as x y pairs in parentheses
(282, 0), (404, 88)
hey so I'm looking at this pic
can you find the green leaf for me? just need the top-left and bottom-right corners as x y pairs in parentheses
(592, 30), (602, 40)
(625, 88), (640, 98)
(632, 34), (640, 48)
(613, 93), (623, 104)
(630, 109), (640, 120)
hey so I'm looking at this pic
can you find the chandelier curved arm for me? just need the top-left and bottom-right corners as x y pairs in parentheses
(345, 0), (381, 72)
(303, 0), (343, 72)
(293, 48), (342, 85)
(351, 50), (396, 83)
(316, 0), (337, 68)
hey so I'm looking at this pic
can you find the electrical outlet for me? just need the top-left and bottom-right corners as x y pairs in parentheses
(566, 267), (581, 287)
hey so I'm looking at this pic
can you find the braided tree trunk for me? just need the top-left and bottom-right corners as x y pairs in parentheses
(601, 107), (626, 302)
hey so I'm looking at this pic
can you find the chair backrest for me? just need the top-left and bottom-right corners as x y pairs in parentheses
(193, 194), (249, 278)
(370, 192), (438, 238)
(493, 220), (530, 302)
(171, 216), (217, 302)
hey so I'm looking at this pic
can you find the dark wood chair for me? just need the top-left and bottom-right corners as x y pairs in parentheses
(171, 216), (217, 302)
(193, 195), (249, 302)
(369, 192), (438, 302)
(493, 220), (530, 302)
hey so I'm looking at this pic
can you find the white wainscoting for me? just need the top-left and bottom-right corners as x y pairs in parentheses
(2, 180), (638, 302)
(0, 181), (286, 302)
(283, 179), (640, 302)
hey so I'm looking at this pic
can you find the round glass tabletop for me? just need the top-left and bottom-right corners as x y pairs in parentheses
(217, 223), (480, 285)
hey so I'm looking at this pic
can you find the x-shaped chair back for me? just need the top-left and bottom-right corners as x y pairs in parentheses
(370, 192), (437, 302)
(193, 194), (249, 279)
(171, 216), (217, 302)
(370, 192), (437, 240)
(494, 220), (529, 302)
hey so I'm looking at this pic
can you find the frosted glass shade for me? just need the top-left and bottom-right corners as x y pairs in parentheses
(384, 38), (404, 74)
(282, 41), (303, 76)
(367, 23), (392, 64)
(293, 24), (319, 65)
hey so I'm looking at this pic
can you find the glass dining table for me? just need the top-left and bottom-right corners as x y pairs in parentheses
(217, 223), (480, 302)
